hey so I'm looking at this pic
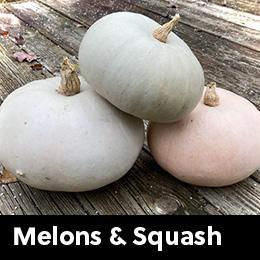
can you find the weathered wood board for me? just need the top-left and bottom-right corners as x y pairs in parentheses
(206, 0), (260, 15)
(0, 0), (259, 215)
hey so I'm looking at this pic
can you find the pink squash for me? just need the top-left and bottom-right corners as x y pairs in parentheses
(148, 83), (260, 187)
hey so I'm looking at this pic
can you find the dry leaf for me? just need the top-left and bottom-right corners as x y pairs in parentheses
(0, 29), (9, 38)
(13, 51), (28, 62)
(13, 51), (37, 63)
(0, 166), (17, 184)
(30, 63), (43, 71)
(13, 33), (25, 45)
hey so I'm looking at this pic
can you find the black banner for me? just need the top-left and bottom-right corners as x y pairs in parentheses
(0, 216), (257, 255)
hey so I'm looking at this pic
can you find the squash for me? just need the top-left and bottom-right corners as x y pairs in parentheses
(0, 58), (144, 192)
(79, 12), (204, 122)
(148, 82), (260, 187)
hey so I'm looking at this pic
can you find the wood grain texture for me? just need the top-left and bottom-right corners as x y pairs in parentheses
(1, 182), (41, 215)
(0, 43), (46, 100)
(196, 178), (260, 215)
(123, 0), (260, 50)
(171, 0), (260, 52)
(0, 0), (259, 215)
(5, 1), (86, 55)
(187, 1), (260, 31)
(0, 6), (76, 74)
(252, 170), (260, 183)
(205, 0), (260, 15)
(38, 0), (162, 26)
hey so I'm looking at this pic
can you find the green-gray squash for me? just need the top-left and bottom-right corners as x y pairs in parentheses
(79, 12), (204, 122)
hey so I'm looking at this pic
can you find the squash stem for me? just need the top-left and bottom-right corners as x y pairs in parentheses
(57, 57), (80, 96)
(204, 82), (220, 107)
(153, 14), (181, 43)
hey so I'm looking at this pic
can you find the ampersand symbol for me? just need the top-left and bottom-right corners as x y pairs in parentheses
(110, 227), (127, 246)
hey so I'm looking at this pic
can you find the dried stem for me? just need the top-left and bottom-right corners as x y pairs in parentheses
(153, 14), (181, 43)
(57, 57), (80, 96)
(204, 82), (220, 107)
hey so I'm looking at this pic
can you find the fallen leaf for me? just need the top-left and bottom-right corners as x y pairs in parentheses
(0, 29), (9, 38)
(13, 51), (37, 63)
(30, 63), (43, 71)
(0, 164), (17, 184)
(13, 33), (25, 45)
(13, 51), (28, 62)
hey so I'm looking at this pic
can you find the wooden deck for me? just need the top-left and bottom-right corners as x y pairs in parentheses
(0, 0), (259, 215)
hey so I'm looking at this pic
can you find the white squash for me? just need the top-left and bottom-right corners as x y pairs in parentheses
(0, 58), (144, 192)
(79, 12), (204, 122)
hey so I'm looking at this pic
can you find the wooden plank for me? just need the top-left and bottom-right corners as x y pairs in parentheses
(48, 192), (87, 215)
(0, 44), (47, 99)
(183, 1), (260, 31)
(0, 6), (76, 74)
(1, 182), (40, 215)
(37, 0), (111, 26)
(252, 170), (260, 183)
(2, 182), (89, 215)
(76, 181), (149, 215)
(196, 178), (260, 215)
(0, 184), (24, 215)
(12, 183), (63, 215)
(37, 0), (165, 26)
(123, 0), (260, 51)
(5, 1), (86, 55)
(172, 0), (260, 52)
(128, 0), (260, 29)
(123, 0), (169, 16)
(81, 189), (129, 215)
(206, 0), (260, 16)
(127, 0), (260, 18)
(0, 9), (50, 97)
(74, 194), (101, 215)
